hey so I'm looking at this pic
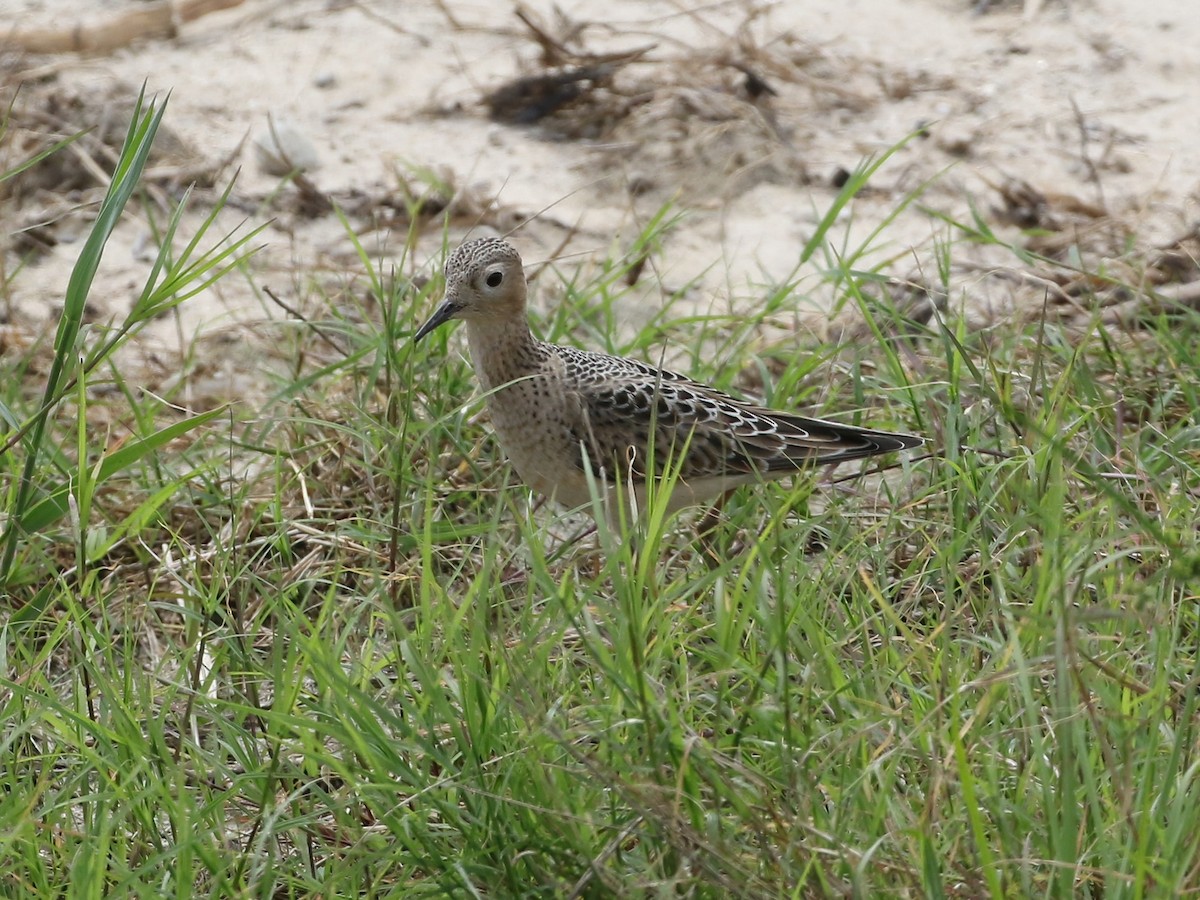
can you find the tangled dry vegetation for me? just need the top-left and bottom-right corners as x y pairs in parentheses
(474, 5), (1200, 331)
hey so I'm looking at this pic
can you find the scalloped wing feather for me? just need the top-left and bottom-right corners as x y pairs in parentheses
(555, 346), (911, 483)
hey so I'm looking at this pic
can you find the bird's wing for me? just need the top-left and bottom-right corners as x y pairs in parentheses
(554, 346), (913, 482)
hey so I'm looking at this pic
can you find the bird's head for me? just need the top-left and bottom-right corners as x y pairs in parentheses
(414, 238), (526, 341)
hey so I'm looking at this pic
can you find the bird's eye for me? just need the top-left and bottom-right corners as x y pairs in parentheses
(485, 271), (503, 288)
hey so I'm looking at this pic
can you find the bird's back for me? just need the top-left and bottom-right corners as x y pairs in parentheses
(548, 342), (920, 493)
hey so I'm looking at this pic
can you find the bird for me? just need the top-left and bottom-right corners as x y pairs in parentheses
(414, 237), (922, 523)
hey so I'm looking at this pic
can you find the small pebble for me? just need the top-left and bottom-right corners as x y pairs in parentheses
(935, 124), (977, 157)
(254, 117), (320, 176)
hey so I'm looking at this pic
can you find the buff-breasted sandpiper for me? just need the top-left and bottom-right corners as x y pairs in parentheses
(414, 237), (922, 521)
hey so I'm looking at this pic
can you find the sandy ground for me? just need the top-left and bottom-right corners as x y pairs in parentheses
(3, 0), (1199, 399)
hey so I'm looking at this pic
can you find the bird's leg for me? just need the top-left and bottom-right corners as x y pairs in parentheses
(545, 518), (599, 566)
(696, 487), (737, 568)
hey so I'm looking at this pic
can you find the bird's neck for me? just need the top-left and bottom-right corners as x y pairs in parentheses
(464, 317), (545, 392)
